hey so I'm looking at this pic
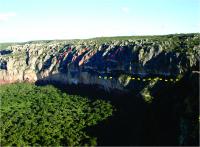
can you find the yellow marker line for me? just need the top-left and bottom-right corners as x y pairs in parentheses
(99, 75), (177, 83)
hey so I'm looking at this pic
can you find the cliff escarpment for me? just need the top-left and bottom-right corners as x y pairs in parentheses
(0, 33), (199, 145)
(0, 34), (199, 89)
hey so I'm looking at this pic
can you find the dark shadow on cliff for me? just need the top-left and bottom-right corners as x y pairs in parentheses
(0, 49), (12, 55)
(35, 70), (199, 146)
(145, 68), (199, 146)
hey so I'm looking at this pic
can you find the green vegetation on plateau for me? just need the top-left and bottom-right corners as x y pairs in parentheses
(0, 83), (113, 146)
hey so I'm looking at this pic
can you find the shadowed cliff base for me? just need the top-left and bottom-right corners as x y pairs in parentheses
(35, 71), (199, 146)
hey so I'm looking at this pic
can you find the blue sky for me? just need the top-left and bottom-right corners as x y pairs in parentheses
(0, 0), (199, 42)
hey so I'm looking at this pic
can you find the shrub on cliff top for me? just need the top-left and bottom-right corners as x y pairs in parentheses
(0, 83), (113, 146)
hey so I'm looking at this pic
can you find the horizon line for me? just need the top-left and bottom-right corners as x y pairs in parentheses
(0, 32), (199, 44)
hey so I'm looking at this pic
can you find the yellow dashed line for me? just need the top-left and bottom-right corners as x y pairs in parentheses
(98, 75), (178, 83)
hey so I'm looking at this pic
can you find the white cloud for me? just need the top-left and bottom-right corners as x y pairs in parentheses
(121, 7), (129, 13)
(0, 12), (16, 21)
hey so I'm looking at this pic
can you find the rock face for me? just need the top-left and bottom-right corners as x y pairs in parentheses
(0, 34), (199, 90)
(0, 33), (199, 145)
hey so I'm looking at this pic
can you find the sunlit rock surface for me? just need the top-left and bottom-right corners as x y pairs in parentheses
(0, 34), (199, 90)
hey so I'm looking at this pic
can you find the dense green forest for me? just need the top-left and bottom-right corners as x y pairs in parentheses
(0, 83), (113, 146)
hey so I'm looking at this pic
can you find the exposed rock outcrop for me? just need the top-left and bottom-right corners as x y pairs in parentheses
(0, 34), (199, 91)
(0, 33), (199, 145)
